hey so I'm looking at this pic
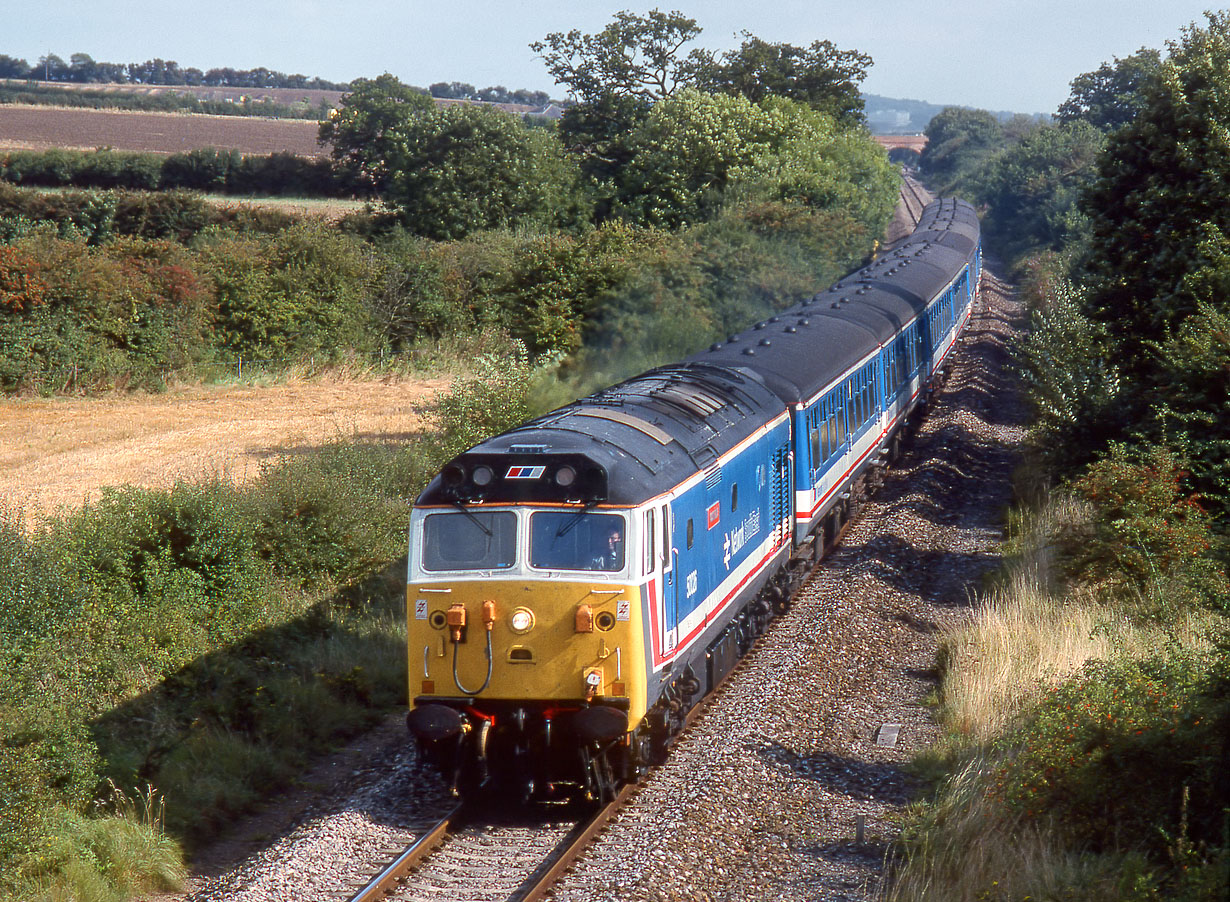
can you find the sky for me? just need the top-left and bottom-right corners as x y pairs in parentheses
(3, 1), (1222, 114)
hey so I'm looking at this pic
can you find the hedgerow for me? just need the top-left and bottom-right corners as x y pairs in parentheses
(1, 148), (352, 197)
(0, 356), (544, 895)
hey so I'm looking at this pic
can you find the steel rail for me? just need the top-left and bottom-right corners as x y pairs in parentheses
(345, 804), (464, 902)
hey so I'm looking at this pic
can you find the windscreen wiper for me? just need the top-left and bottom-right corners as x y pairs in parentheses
(451, 500), (492, 536)
(555, 501), (598, 537)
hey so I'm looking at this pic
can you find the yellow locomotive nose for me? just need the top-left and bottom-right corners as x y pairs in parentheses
(408, 580), (645, 723)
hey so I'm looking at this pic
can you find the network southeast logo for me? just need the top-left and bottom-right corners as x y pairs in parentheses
(506, 466), (546, 479)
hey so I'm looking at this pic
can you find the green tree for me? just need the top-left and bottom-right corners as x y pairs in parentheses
(1082, 12), (1230, 376)
(1056, 47), (1162, 132)
(556, 94), (652, 221)
(616, 90), (894, 230)
(919, 106), (1004, 190)
(1147, 298), (1230, 519)
(690, 34), (871, 125)
(531, 9), (702, 103)
(317, 73), (434, 193)
(385, 104), (583, 240)
(977, 120), (1105, 257)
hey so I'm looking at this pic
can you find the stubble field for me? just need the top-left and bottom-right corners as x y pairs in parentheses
(0, 377), (447, 524)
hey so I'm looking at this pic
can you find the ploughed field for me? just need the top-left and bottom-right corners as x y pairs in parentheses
(0, 377), (446, 523)
(0, 105), (325, 155)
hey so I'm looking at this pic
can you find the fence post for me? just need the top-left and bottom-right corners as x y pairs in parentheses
(238, 356), (242, 380)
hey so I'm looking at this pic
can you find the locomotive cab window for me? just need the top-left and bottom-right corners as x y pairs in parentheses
(529, 511), (625, 572)
(422, 511), (517, 571)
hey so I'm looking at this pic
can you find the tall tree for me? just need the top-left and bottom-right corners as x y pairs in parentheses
(691, 35), (871, 125)
(382, 105), (583, 240)
(977, 120), (1105, 256)
(615, 90), (895, 230)
(1056, 47), (1162, 132)
(0, 55), (29, 79)
(317, 73), (435, 194)
(1083, 12), (1230, 373)
(531, 9), (702, 102)
(919, 107), (1004, 188)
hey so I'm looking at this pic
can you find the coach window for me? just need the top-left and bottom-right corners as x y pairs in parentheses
(686, 518), (694, 549)
(810, 427), (821, 467)
(422, 511), (516, 571)
(731, 483), (739, 512)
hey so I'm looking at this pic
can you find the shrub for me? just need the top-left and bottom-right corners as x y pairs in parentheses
(1065, 444), (1228, 610)
(159, 148), (239, 192)
(992, 656), (1226, 862)
(250, 442), (415, 586)
(1012, 275), (1123, 469)
(428, 344), (537, 460)
(195, 222), (376, 359)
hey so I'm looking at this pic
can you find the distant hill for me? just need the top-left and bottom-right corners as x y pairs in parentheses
(863, 93), (1047, 134)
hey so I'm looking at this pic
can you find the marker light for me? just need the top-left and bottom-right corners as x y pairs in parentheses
(510, 607), (535, 634)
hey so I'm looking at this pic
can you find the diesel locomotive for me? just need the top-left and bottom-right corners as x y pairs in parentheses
(405, 198), (981, 803)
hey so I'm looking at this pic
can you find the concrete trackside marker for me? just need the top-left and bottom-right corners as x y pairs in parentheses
(875, 724), (902, 747)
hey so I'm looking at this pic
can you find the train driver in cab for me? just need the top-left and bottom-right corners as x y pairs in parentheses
(591, 523), (624, 571)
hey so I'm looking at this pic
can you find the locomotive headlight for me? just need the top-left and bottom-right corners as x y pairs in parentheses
(472, 465), (494, 487)
(509, 607), (535, 634)
(554, 465), (576, 487)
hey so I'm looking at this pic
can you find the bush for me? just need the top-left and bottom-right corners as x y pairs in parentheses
(250, 442), (417, 586)
(1064, 444), (1228, 610)
(194, 222), (375, 359)
(428, 344), (537, 460)
(159, 148), (238, 192)
(993, 656), (1226, 863)
(1012, 271), (1123, 470)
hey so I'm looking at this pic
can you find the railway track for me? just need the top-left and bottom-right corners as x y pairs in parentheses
(900, 175), (931, 225)
(340, 777), (646, 902)
(343, 627), (782, 902)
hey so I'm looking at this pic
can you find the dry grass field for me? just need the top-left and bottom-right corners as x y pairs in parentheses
(0, 376), (448, 524)
(0, 105), (324, 155)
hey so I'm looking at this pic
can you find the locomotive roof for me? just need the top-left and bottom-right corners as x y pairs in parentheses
(416, 362), (787, 506)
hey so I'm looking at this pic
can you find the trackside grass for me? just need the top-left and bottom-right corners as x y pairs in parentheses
(887, 488), (1229, 902)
